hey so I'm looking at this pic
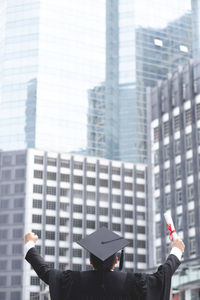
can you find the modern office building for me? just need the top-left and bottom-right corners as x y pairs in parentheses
(149, 60), (200, 299)
(104, 0), (193, 163)
(0, 149), (147, 300)
(0, 0), (105, 153)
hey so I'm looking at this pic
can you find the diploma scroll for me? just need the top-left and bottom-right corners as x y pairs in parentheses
(164, 211), (178, 241)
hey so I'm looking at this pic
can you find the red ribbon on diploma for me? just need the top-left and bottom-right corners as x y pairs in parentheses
(167, 224), (176, 241)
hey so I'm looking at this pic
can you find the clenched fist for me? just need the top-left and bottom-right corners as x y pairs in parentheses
(24, 232), (38, 245)
(171, 238), (185, 253)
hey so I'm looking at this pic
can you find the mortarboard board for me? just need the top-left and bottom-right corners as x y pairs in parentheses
(77, 227), (129, 270)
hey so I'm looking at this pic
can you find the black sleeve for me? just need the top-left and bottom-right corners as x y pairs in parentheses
(146, 254), (181, 300)
(25, 247), (60, 285)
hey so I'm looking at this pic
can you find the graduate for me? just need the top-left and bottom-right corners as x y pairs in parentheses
(24, 227), (185, 300)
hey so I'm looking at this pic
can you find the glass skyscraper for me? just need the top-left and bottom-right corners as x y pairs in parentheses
(0, 0), (105, 152)
(104, 0), (193, 163)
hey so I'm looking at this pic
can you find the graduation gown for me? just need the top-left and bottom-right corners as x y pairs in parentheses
(25, 247), (181, 300)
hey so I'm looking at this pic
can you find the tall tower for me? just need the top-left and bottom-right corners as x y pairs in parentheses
(0, 0), (105, 153)
(105, 0), (192, 163)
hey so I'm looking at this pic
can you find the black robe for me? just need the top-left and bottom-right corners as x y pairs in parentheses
(25, 247), (181, 300)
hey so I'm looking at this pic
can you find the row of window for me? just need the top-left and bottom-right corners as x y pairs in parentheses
(34, 155), (139, 177)
(1, 154), (26, 166)
(156, 210), (195, 238)
(156, 236), (197, 264)
(153, 103), (200, 142)
(155, 185), (194, 210)
(1, 168), (25, 180)
(0, 198), (24, 209)
(0, 214), (23, 224)
(154, 131), (200, 164)
(0, 183), (25, 196)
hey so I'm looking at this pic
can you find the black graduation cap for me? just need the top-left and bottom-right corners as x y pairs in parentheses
(77, 227), (129, 270)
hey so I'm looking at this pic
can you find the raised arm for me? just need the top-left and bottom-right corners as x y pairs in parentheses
(24, 232), (53, 285)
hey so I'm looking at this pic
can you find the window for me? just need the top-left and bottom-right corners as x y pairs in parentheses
(0, 229), (8, 240)
(196, 103), (200, 120)
(33, 184), (43, 194)
(175, 164), (181, 180)
(87, 206), (95, 214)
(0, 276), (6, 286)
(125, 225), (133, 233)
(32, 230), (41, 238)
(112, 180), (120, 189)
(59, 248), (67, 256)
(197, 128), (200, 145)
(15, 183), (24, 194)
(0, 199), (9, 209)
(124, 169), (132, 177)
(0, 245), (7, 255)
(46, 201), (56, 210)
(174, 139), (181, 155)
(60, 202), (68, 211)
(112, 167), (120, 175)
(60, 188), (68, 196)
(0, 261), (7, 270)
(60, 173), (69, 182)
(99, 165), (108, 173)
(125, 196), (132, 204)
(73, 204), (82, 213)
(74, 176), (83, 184)
(165, 193), (171, 209)
(185, 109), (192, 126)
(0, 292), (6, 300)
(155, 197), (160, 213)
(186, 159), (193, 176)
(87, 177), (95, 185)
(73, 249), (82, 257)
(177, 215), (182, 230)
(32, 215), (42, 224)
(112, 223), (121, 231)
(173, 115), (180, 132)
(15, 169), (25, 179)
(163, 121), (169, 137)
(14, 198), (24, 208)
(136, 184), (145, 192)
(99, 179), (108, 187)
(45, 231), (55, 240)
(154, 127), (159, 142)
(31, 276), (40, 285)
(124, 182), (132, 190)
(86, 163), (96, 172)
(99, 207), (108, 215)
(136, 170), (145, 178)
(164, 169), (170, 185)
(60, 159), (70, 168)
(154, 150), (159, 165)
(34, 155), (43, 164)
(188, 210), (195, 227)
(125, 210), (133, 218)
(112, 195), (120, 203)
(12, 244), (22, 255)
(59, 232), (68, 241)
(86, 220), (95, 229)
(164, 144), (170, 161)
(154, 174), (159, 189)
(60, 218), (67, 226)
(46, 186), (56, 195)
(0, 214), (9, 224)
(125, 253), (133, 261)
(13, 213), (23, 223)
(156, 222), (161, 238)
(34, 170), (43, 179)
(1, 169), (11, 180)
(74, 161), (83, 170)
(189, 237), (196, 255)
(33, 199), (42, 209)
(176, 189), (182, 204)
(11, 291), (21, 300)
(187, 184), (194, 201)
(156, 247), (162, 264)
(0, 184), (11, 195)
(112, 209), (121, 217)
(47, 158), (57, 166)
(12, 260), (22, 270)
(45, 247), (55, 255)
(185, 133), (192, 150)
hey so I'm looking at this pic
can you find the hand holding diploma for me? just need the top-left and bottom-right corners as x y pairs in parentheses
(164, 211), (178, 241)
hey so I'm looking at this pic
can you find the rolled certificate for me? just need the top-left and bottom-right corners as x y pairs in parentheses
(164, 211), (178, 241)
